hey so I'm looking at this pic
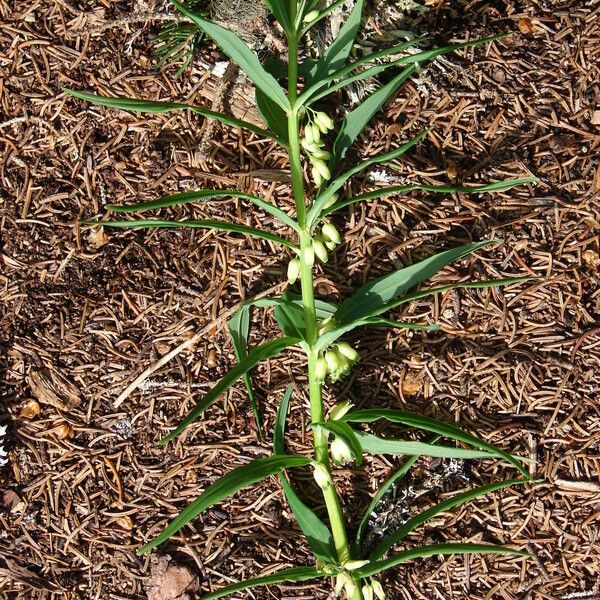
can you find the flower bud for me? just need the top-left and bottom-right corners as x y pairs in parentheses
(312, 166), (324, 187)
(372, 580), (385, 599)
(331, 436), (353, 465)
(362, 584), (374, 600)
(303, 9), (319, 23)
(287, 258), (300, 284)
(312, 159), (331, 181)
(335, 573), (356, 597)
(312, 462), (332, 490)
(312, 239), (328, 263)
(315, 111), (335, 132)
(315, 357), (328, 382)
(336, 342), (359, 362)
(343, 559), (370, 571)
(324, 350), (340, 373)
(317, 316), (335, 336)
(329, 400), (353, 421)
(304, 123), (317, 145)
(321, 222), (341, 244)
(303, 244), (315, 267)
(312, 149), (332, 161)
(302, 138), (320, 153)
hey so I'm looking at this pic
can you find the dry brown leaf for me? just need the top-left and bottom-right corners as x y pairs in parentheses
(27, 368), (80, 411)
(19, 399), (41, 419)
(518, 17), (537, 35)
(53, 423), (74, 440)
(145, 556), (199, 600)
(402, 371), (423, 397)
(582, 250), (600, 269)
(591, 110), (600, 126)
(115, 515), (134, 530)
(85, 226), (109, 248)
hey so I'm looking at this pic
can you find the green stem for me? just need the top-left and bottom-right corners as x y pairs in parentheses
(286, 28), (353, 572)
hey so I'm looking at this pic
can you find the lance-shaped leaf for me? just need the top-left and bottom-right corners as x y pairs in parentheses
(86, 219), (297, 249)
(228, 304), (262, 439)
(274, 385), (337, 562)
(299, 39), (424, 105)
(301, 0), (347, 34)
(261, 0), (291, 31)
(256, 88), (290, 144)
(308, 0), (365, 83)
(315, 317), (439, 352)
(106, 188), (300, 232)
(200, 566), (323, 600)
(313, 421), (363, 466)
(330, 64), (417, 168)
(343, 409), (528, 476)
(172, 0), (289, 110)
(355, 431), (494, 460)
(353, 436), (441, 556)
(139, 454), (311, 554)
(357, 543), (528, 578)
(307, 129), (429, 228)
(161, 336), (300, 443)
(369, 478), (530, 561)
(323, 177), (539, 215)
(332, 240), (496, 325)
(64, 88), (277, 141)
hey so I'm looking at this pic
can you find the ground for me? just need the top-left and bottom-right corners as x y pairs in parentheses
(1, 1), (599, 599)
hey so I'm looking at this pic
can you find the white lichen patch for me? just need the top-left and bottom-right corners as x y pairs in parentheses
(0, 425), (8, 467)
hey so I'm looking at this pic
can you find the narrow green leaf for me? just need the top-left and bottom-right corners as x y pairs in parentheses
(333, 240), (496, 325)
(85, 218), (297, 249)
(228, 305), (263, 440)
(200, 566), (322, 600)
(274, 385), (337, 562)
(64, 88), (276, 141)
(161, 336), (300, 443)
(316, 276), (533, 351)
(358, 543), (528, 578)
(343, 409), (528, 476)
(324, 177), (540, 215)
(310, 0), (365, 82)
(261, 0), (292, 31)
(300, 0), (347, 35)
(106, 188), (300, 232)
(273, 292), (308, 340)
(355, 431), (494, 460)
(370, 478), (530, 561)
(299, 38), (424, 105)
(256, 88), (290, 144)
(138, 454), (311, 554)
(314, 421), (363, 466)
(307, 129), (429, 228)
(330, 64), (417, 168)
(171, 0), (290, 110)
(353, 436), (441, 556)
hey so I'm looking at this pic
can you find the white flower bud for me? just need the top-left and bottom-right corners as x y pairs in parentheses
(325, 240), (337, 250)
(372, 580), (385, 599)
(317, 316), (335, 336)
(312, 166), (324, 187)
(329, 400), (353, 421)
(312, 149), (332, 161)
(302, 138), (320, 153)
(303, 9), (319, 23)
(331, 436), (353, 465)
(304, 123), (317, 145)
(315, 357), (328, 382)
(312, 159), (331, 181)
(324, 350), (340, 373)
(315, 111), (335, 132)
(303, 245), (315, 267)
(287, 258), (300, 284)
(312, 239), (328, 263)
(336, 342), (359, 362)
(322, 222), (341, 244)
(312, 462), (332, 490)
(343, 559), (370, 571)
(362, 584), (374, 600)
(335, 573), (356, 597)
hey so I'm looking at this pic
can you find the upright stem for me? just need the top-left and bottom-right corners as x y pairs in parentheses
(286, 25), (353, 570)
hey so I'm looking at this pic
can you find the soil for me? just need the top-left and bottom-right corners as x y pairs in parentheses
(1, 1), (599, 599)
